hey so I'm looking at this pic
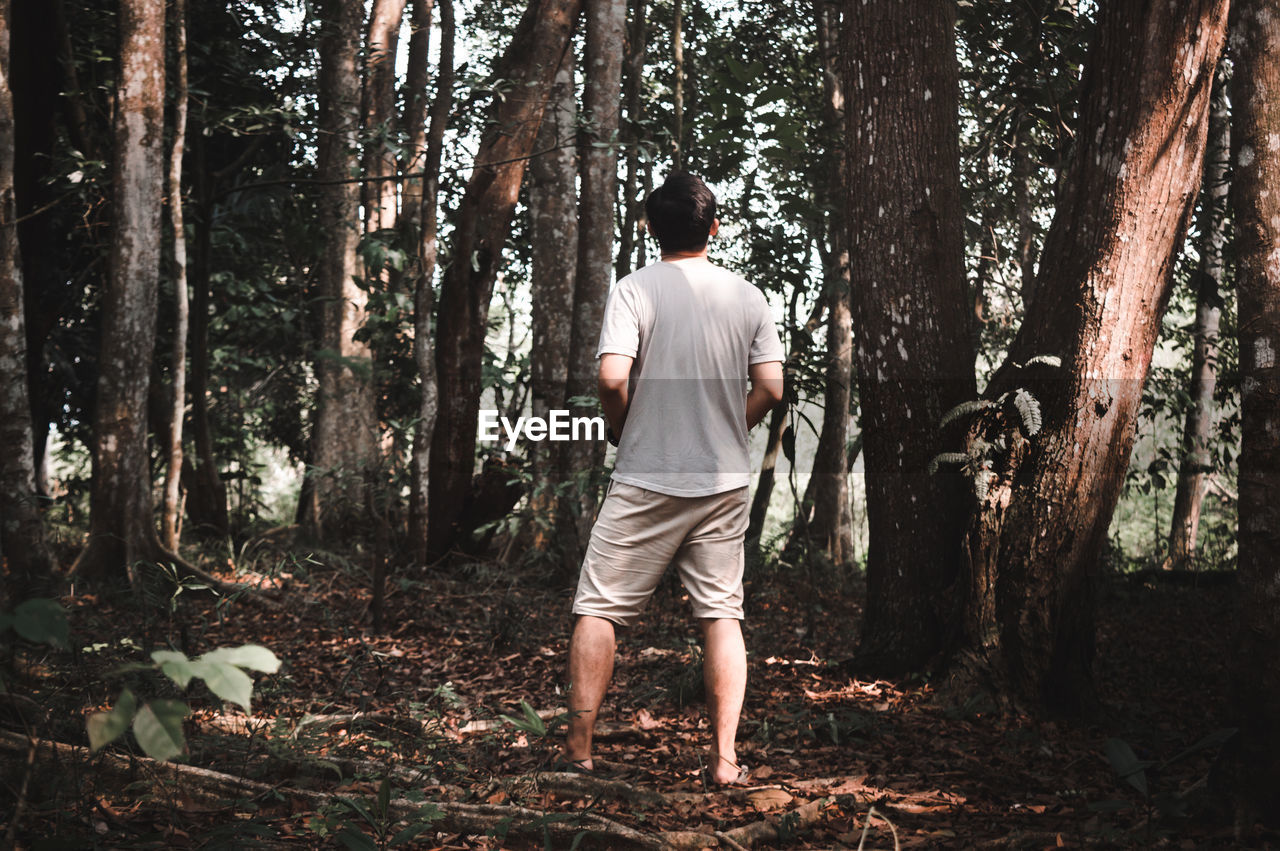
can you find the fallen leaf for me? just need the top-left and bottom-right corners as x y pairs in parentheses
(747, 788), (794, 811)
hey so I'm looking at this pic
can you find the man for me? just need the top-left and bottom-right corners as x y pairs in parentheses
(563, 172), (785, 785)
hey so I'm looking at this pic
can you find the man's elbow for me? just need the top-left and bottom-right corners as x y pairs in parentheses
(598, 376), (628, 398)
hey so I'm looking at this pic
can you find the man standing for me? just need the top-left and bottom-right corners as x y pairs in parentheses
(563, 172), (785, 785)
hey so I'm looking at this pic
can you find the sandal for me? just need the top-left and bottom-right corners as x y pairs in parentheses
(701, 754), (750, 788)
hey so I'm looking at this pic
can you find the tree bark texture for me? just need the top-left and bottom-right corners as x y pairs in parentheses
(956, 0), (1227, 711)
(800, 0), (855, 569)
(0, 0), (53, 599)
(360, 0), (406, 235)
(840, 0), (976, 673)
(616, 0), (646, 278)
(1229, 0), (1280, 823)
(426, 0), (581, 558)
(561, 0), (626, 551)
(161, 0), (189, 552)
(527, 48), (577, 556)
(304, 0), (379, 542)
(75, 0), (167, 578)
(400, 0), (434, 233)
(1164, 75), (1228, 572)
(408, 0), (453, 565)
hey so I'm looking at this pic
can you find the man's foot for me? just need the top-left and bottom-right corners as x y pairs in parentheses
(554, 751), (594, 773)
(706, 753), (749, 786)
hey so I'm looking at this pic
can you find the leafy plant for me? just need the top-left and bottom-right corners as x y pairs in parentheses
(308, 777), (442, 850)
(86, 644), (281, 761)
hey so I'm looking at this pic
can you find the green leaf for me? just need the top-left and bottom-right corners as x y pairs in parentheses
(13, 598), (69, 649)
(191, 660), (254, 712)
(336, 827), (379, 851)
(521, 700), (547, 736)
(132, 700), (189, 761)
(88, 688), (138, 751)
(201, 644), (281, 674)
(1105, 737), (1149, 797)
(153, 650), (197, 689)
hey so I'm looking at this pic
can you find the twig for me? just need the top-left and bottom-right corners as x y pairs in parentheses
(3, 734), (37, 847)
(857, 805), (901, 851)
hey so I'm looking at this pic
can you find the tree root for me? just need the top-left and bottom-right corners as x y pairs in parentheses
(0, 731), (849, 848)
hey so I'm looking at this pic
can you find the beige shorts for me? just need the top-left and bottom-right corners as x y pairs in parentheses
(572, 480), (750, 626)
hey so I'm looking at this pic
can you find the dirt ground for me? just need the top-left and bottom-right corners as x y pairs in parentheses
(4, 552), (1270, 849)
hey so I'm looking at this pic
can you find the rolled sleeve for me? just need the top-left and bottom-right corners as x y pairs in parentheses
(596, 279), (641, 359)
(748, 292), (785, 364)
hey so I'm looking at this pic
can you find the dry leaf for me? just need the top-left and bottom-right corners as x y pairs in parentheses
(747, 788), (794, 811)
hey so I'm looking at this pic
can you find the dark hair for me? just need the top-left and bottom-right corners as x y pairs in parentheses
(645, 172), (717, 253)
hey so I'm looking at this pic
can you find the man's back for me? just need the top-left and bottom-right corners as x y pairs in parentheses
(597, 256), (783, 496)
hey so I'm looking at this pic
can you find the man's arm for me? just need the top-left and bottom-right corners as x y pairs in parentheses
(598, 353), (634, 438)
(746, 360), (784, 429)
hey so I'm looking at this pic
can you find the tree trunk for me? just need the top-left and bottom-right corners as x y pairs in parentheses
(1229, 0), (1280, 823)
(1164, 75), (1228, 572)
(183, 157), (229, 539)
(161, 0), (189, 552)
(73, 0), (167, 579)
(616, 0), (646, 278)
(841, 0), (976, 673)
(400, 0), (434, 233)
(426, 0), (581, 559)
(527, 47), (578, 556)
(672, 0), (683, 168)
(303, 0), (379, 543)
(360, 0), (406, 235)
(0, 0), (53, 600)
(408, 0), (453, 565)
(560, 0), (626, 556)
(797, 0), (854, 569)
(955, 0), (1227, 711)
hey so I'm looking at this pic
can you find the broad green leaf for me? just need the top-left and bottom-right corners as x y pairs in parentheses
(1105, 737), (1149, 797)
(191, 659), (254, 712)
(13, 598), (69, 649)
(376, 777), (391, 819)
(336, 827), (378, 851)
(151, 650), (189, 665)
(159, 658), (201, 690)
(132, 700), (189, 761)
(200, 644), (281, 674)
(88, 688), (138, 751)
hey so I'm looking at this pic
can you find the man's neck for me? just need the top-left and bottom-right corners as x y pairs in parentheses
(660, 247), (709, 261)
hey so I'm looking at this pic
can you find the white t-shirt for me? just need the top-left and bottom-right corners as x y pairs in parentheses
(596, 256), (785, 496)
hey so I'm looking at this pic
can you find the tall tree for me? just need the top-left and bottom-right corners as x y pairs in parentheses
(840, 0), (976, 672)
(360, 0), (407, 235)
(561, 0), (626, 549)
(303, 0), (378, 542)
(161, 0), (189, 552)
(72, 0), (167, 579)
(408, 0), (454, 565)
(1229, 0), (1280, 822)
(616, 0), (647, 278)
(527, 48), (578, 557)
(953, 0), (1227, 709)
(1164, 75), (1229, 571)
(0, 0), (53, 598)
(797, 0), (855, 568)
(426, 0), (583, 558)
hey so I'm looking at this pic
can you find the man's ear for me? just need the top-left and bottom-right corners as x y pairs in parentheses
(709, 218), (720, 237)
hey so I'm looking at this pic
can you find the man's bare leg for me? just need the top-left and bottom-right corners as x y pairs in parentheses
(701, 617), (747, 784)
(564, 615), (617, 769)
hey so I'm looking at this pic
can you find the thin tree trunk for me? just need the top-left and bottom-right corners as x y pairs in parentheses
(955, 0), (1227, 711)
(72, 0), (167, 580)
(426, 0), (580, 559)
(616, 0), (646, 278)
(841, 0), (976, 673)
(408, 0), (453, 565)
(560, 0), (627, 559)
(672, 0), (683, 168)
(798, 0), (854, 569)
(183, 159), (228, 539)
(1164, 75), (1228, 572)
(0, 0), (52, 600)
(1229, 0), (1280, 823)
(527, 47), (577, 556)
(303, 0), (378, 543)
(400, 0), (434, 234)
(361, 0), (407, 235)
(161, 0), (189, 552)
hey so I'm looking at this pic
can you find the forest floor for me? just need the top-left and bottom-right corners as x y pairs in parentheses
(3, 544), (1269, 849)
